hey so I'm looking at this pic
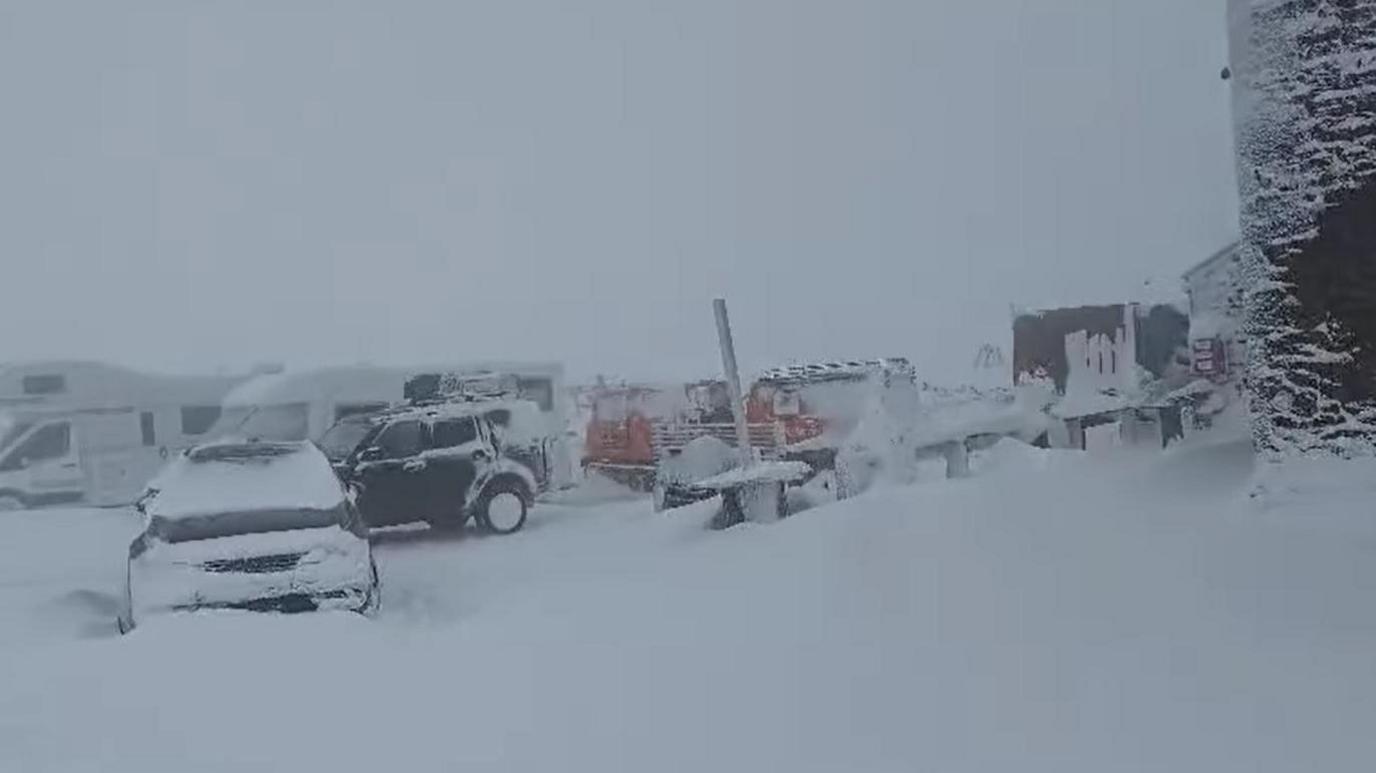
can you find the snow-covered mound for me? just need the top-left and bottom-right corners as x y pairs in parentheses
(2, 440), (1375, 772)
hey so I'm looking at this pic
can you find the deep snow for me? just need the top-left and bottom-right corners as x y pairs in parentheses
(1, 437), (1375, 772)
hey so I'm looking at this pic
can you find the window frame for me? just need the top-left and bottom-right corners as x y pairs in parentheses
(431, 416), (480, 449)
(372, 419), (426, 459)
(140, 412), (156, 447)
(179, 405), (223, 436)
(21, 374), (67, 396)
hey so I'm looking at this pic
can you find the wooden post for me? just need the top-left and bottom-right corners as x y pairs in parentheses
(713, 299), (754, 465)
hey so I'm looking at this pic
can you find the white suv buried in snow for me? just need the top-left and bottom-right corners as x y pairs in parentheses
(118, 440), (379, 632)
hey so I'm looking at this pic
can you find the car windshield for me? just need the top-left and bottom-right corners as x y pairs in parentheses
(149, 505), (349, 544)
(317, 418), (375, 461)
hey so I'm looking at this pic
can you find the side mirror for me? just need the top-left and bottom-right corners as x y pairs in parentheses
(471, 449), (489, 463)
(358, 446), (384, 462)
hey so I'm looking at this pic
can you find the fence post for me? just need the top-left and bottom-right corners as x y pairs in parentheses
(713, 299), (754, 465)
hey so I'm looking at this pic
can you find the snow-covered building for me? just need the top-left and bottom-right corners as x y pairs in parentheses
(1013, 304), (1191, 396)
(1182, 241), (1244, 383)
(1012, 304), (1191, 450)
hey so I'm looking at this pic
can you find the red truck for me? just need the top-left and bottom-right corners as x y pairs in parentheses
(581, 359), (919, 505)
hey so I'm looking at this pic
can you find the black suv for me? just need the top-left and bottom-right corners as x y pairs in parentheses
(322, 404), (538, 534)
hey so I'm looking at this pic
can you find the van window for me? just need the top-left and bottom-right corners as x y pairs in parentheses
(22, 374), (66, 395)
(180, 406), (223, 436)
(432, 417), (479, 449)
(517, 377), (554, 411)
(335, 402), (388, 422)
(240, 403), (310, 441)
(140, 412), (156, 446)
(0, 423), (70, 471)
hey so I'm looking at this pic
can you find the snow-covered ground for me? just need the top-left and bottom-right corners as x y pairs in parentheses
(2, 438), (1375, 771)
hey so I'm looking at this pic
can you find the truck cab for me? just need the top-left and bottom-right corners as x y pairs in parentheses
(0, 418), (83, 510)
(0, 410), (173, 510)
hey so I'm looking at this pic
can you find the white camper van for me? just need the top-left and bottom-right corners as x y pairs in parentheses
(0, 361), (247, 509)
(213, 362), (576, 489)
(208, 366), (412, 444)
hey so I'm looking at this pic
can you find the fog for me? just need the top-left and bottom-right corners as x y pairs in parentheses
(0, 1), (1237, 383)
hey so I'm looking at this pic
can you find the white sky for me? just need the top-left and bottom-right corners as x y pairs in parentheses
(0, 0), (1239, 383)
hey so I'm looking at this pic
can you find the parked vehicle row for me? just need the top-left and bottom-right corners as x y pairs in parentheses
(0, 359), (574, 511)
(117, 382), (553, 631)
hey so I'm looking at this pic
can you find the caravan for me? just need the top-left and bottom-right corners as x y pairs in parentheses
(208, 366), (413, 445)
(0, 362), (247, 509)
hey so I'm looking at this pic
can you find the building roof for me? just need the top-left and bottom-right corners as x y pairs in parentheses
(1182, 241), (1242, 282)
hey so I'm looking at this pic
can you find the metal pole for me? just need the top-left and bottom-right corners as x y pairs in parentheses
(713, 298), (754, 465)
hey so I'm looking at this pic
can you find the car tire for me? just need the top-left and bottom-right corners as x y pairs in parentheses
(0, 495), (25, 512)
(476, 478), (529, 535)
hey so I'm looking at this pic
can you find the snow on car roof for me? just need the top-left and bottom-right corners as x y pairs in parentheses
(144, 440), (346, 520)
(372, 396), (540, 425)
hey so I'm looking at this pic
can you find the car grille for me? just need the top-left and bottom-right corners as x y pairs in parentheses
(201, 553), (305, 574)
(229, 594), (319, 614)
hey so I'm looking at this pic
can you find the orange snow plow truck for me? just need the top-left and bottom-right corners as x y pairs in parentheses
(582, 380), (734, 490)
(581, 359), (921, 506)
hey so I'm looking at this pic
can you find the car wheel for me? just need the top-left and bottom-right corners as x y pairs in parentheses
(477, 479), (529, 535)
(0, 495), (25, 512)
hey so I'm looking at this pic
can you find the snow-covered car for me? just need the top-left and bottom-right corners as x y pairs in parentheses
(321, 400), (539, 534)
(118, 440), (379, 632)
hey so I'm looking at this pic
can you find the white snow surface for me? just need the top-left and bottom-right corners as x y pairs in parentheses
(144, 442), (346, 519)
(692, 460), (813, 489)
(3, 436), (1376, 771)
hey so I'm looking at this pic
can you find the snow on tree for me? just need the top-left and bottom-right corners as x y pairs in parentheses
(1227, 0), (1376, 459)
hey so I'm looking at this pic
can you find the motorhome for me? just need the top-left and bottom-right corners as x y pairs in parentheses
(208, 366), (414, 445)
(0, 361), (247, 509)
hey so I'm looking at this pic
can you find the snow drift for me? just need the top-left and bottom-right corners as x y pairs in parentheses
(1, 436), (1375, 772)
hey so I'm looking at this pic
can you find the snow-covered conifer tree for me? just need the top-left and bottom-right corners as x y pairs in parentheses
(1227, 0), (1376, 458)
